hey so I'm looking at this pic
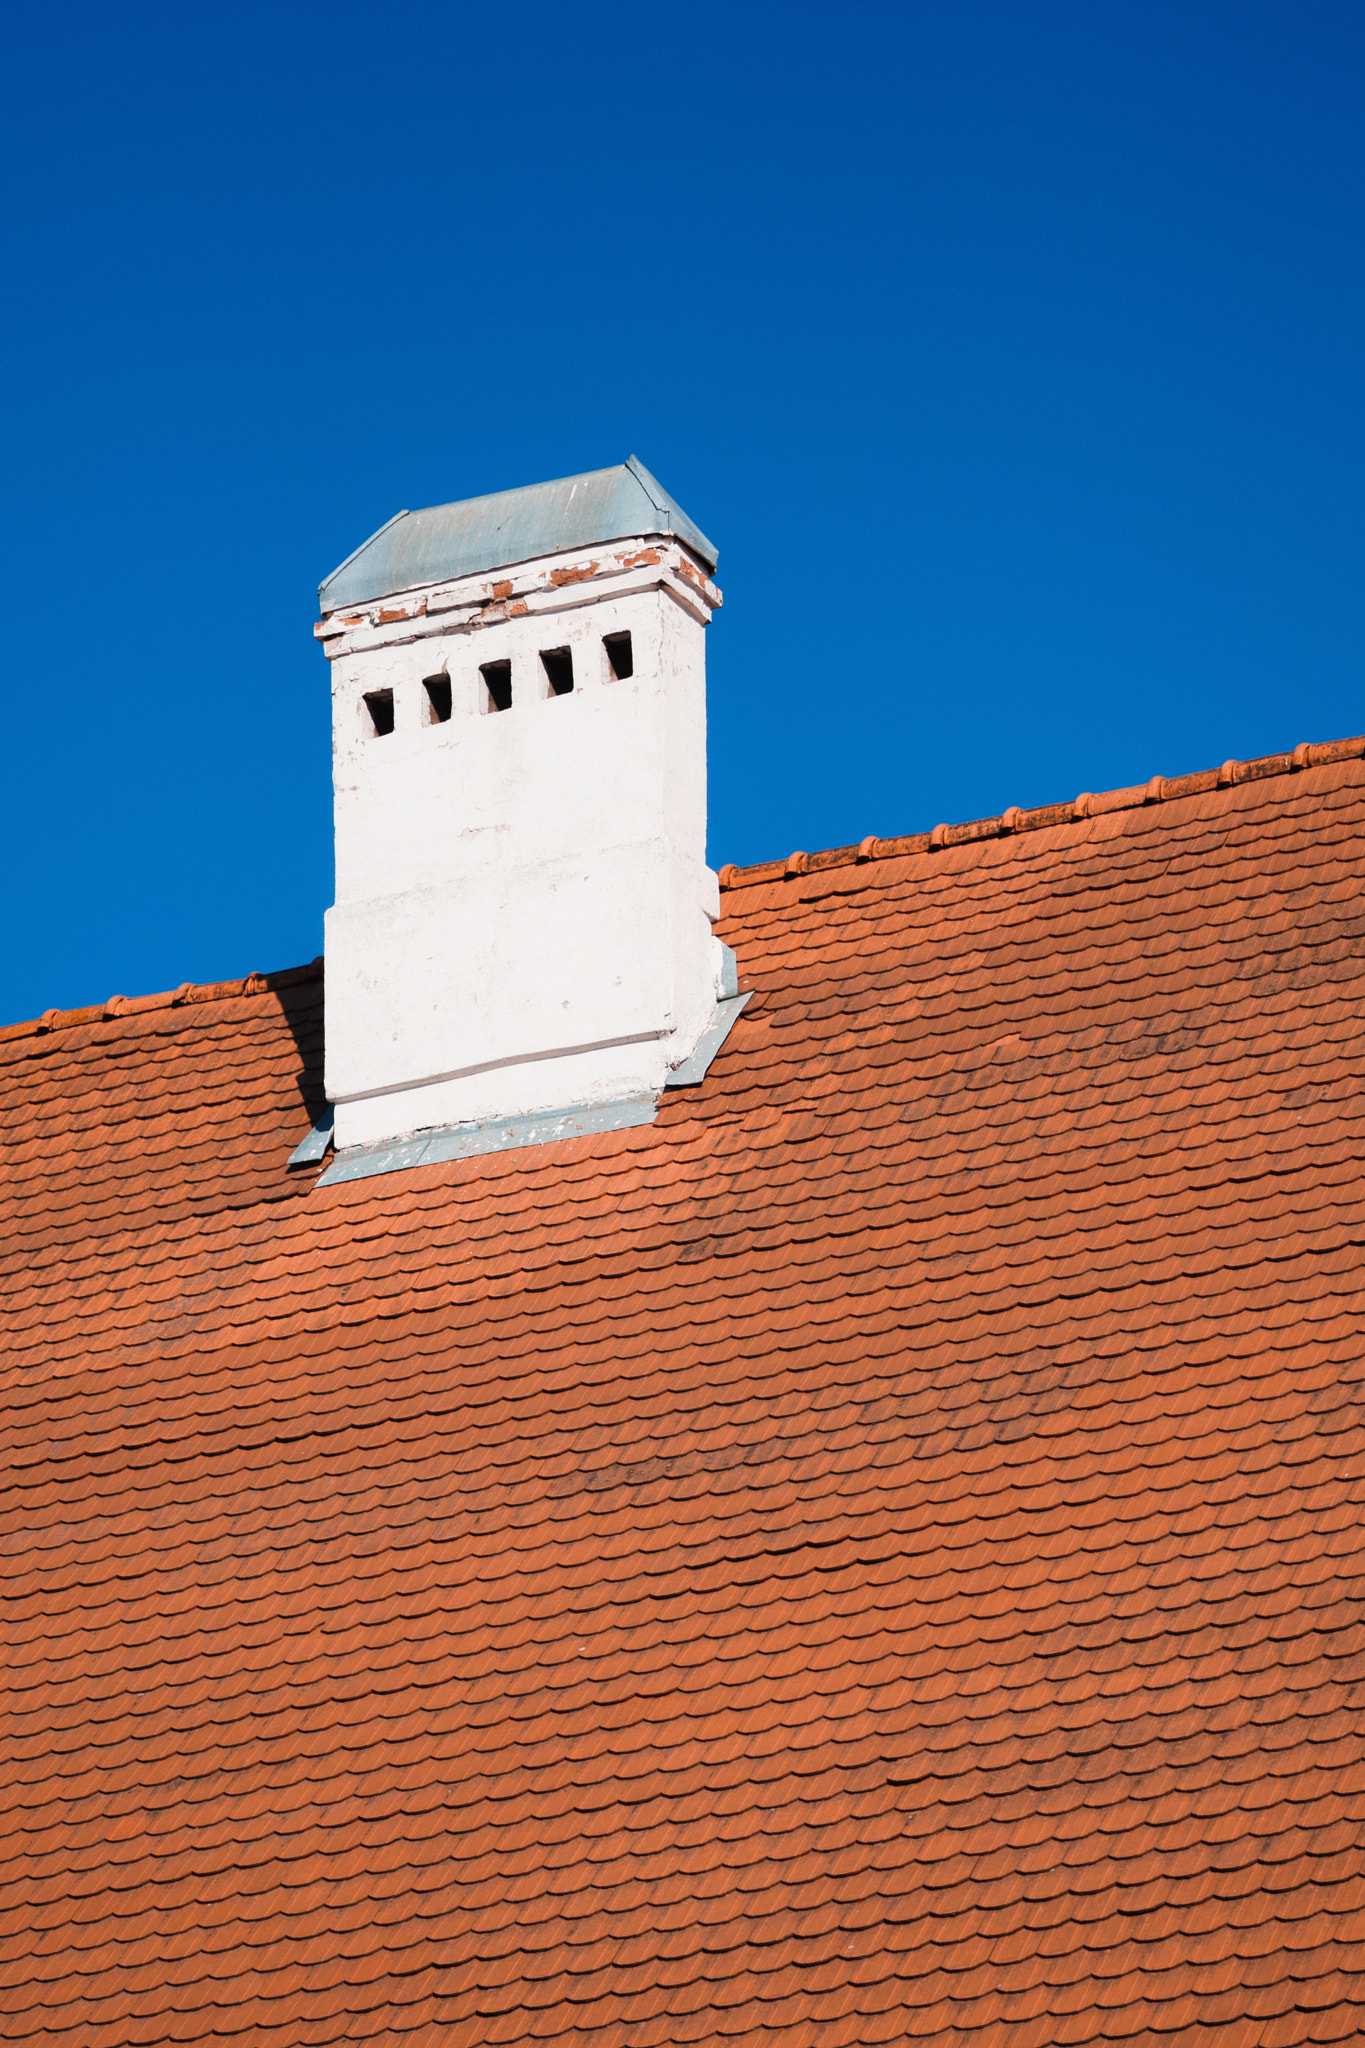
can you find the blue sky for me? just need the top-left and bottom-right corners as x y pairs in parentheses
(2, 1), (1362, 1021)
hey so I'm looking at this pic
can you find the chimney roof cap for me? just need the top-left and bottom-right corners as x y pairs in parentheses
(319, 455), (716, 612)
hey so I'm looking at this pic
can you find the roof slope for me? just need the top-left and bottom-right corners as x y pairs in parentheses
(4, 745), (1365, 2046)
(319, 456), (717, 612)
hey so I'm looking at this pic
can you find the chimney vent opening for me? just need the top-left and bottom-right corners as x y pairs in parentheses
(481, 660), (512, 713)
(363, 689), (395, 737)
(603, 631), (634, 680)
(540, 647), (574, 697)
(423, 676), (453, 725)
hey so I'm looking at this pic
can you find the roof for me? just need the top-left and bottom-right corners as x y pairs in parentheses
(5, 735), (1365, 2045)
(319, 455), (717, 612)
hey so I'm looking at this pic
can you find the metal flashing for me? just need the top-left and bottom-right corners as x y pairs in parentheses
(624, 454), (675, 528)
(665, 993), (752, 1088)
(318, 459), (717, 612)
(319, 508), (410, 593)
(287, 1105), (335, 1167)
(318, 1094), (658, 1187)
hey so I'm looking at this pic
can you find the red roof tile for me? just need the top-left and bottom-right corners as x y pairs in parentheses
(4, 743), (1365, 2041)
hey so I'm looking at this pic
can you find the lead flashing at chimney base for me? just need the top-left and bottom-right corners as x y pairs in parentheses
(320, 501), (727, 1155)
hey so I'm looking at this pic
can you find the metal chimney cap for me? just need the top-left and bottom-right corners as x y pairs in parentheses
(319, 455), (716, 613)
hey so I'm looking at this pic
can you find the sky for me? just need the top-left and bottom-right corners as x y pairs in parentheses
(2, 0), (1362, 1022)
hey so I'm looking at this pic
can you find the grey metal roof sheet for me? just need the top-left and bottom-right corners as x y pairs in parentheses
(319, 456), (716, 612)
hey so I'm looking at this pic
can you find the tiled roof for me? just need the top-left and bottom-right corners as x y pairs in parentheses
(4, 738), (1365, 2045)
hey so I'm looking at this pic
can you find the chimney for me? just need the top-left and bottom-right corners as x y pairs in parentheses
(315, 458), (730, 1158)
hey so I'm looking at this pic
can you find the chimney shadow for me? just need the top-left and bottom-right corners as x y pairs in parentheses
(264, 962), (327, 1125)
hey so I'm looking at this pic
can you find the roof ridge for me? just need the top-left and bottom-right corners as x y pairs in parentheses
(0, 956), (323, 1048)
(717, 734), (1364, 891)
(8, 733), (1359, 1043)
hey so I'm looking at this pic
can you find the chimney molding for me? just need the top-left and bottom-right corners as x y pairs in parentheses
(315, 536), (720, 658)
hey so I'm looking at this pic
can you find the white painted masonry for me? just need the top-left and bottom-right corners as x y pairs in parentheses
(318, 524), (725, 1151)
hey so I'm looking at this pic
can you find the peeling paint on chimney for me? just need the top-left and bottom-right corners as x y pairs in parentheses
(319, 463), (727, 1155)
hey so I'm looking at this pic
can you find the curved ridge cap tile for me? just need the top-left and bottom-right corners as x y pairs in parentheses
(0, 957), (323, 1046)
(717, 736), (1365, 892)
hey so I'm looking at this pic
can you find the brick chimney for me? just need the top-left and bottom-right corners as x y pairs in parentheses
(316, 458), (728, 1158)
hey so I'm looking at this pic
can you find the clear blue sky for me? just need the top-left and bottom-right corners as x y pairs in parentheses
(3, 1), (1362, 1022)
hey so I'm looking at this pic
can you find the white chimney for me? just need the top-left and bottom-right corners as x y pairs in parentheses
(315, 459), (729, 1158)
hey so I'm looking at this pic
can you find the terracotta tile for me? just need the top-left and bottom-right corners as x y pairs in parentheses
(5, 754), (1365, 2039)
